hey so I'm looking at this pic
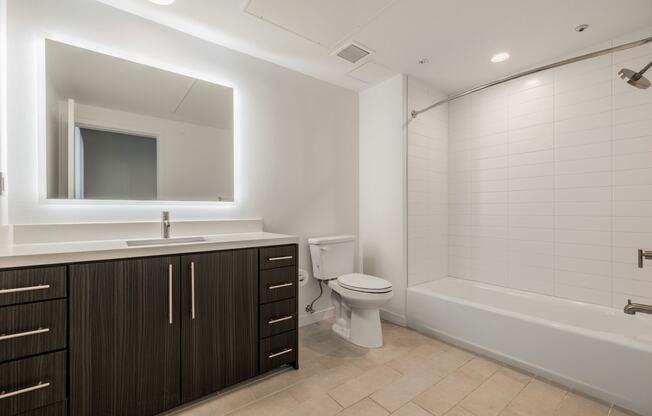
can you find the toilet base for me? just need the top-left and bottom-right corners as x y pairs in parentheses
(330, 288), (385, 349)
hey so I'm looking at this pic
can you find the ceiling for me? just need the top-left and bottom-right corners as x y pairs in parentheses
(96, 0), (652, 93)
(46, 40), (233, 130)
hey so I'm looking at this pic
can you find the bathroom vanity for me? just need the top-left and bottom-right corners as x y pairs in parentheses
(0, 235), (299, 416)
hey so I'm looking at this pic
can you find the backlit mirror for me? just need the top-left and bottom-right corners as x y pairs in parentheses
(45, 40), (234, 201)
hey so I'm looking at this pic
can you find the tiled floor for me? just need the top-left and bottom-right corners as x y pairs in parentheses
(172, 320), (637, 416)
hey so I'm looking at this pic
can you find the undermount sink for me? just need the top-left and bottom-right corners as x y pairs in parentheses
(126, 237), (206, 247)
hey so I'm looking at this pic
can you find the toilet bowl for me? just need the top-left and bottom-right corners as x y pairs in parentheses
(308, 236), (393, 348)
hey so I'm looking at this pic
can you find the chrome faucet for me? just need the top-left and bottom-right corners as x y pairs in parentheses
(624, 299), (652, 316)
(161, 211), (171, 239)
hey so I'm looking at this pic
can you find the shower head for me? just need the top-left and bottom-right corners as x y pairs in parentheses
(619, 60), (652, 89)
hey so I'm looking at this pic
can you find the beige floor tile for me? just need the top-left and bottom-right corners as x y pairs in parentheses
(249, 360), (325, 398)
(391, 402), (433, 416)
(413, 367), (487, 416)
(386, 342), (449, 375)
(365, 344), (413, 365)
(460, 357), (501, 380)
(328, 365), (402, 408)
(338, 398), (390, 416)
(279, 393), (342, 416)
(286, 364), (364, 403)
(315, 343), (377, 371)
(299, 341), (326, 363)
(498, 366), (532, 385)
(176, 324), (627, 416)
(553, 392), (610, 416)
(444, 406), (476, 416)
(370, 368), (443, 412)
(459, 370), (528, 416)
(425, 347), (476, 376)
(229, 390), (299, 416)
(503, 379), (567, 416)
(172, 387), (256, 416)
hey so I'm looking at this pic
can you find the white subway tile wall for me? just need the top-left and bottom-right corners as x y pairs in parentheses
(407, 77), (449, 286)
(448, 31), (652, 307)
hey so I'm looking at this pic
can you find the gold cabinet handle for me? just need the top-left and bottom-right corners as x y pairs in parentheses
(0, 381), (50, 400)
(0, 284), (50, 295)
(268, 348), (293, 359)
(0, 327), (50, 341)
(268, 282), (293, 290)
(268, 256), (293, 261)
(268, 316), (293, 325)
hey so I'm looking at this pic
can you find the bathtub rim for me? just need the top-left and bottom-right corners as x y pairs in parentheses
(407, 277), (652, 354)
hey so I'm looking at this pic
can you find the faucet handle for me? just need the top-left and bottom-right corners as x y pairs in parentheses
(627, 299), (632, 306)
(638, 249), (652, 268)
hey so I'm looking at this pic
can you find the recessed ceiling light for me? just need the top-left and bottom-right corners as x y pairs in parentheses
(148, 0), (175, 5)
(491, 52), (510, 63)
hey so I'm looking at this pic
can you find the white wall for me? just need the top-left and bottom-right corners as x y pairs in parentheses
(407, 77), (448, 287)
(72, 102), (234, 201)
(0, 0), (7, 225)
(359, 74), (407, 324)
(448, 27), (652, 307)
(4, 0), (358, 324)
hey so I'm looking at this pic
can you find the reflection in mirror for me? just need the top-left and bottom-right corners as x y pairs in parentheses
(45, 40), (234, 201)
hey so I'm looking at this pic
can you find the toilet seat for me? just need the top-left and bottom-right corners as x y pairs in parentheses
(337, 273), (392, 294)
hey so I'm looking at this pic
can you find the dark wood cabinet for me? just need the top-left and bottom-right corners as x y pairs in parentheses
(180, 249), (258, 403)
(0, 299), (67, 362)
(3, 243), (298, 416)
(0, 351), (66, 416)
(69, 256), (181, 416)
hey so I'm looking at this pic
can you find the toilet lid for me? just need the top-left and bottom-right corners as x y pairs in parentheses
(337, 273), (393, 293)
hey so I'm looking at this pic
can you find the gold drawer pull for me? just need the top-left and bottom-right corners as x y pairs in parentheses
(0, 381), (50, 400)
(0, 327), (50, 341)
(268, 316), (293, 325)
(0, 284), (50, 295)
(268, 282), (293, 290)
(268, 256), (293, 261)
(268, 348), (293, 359)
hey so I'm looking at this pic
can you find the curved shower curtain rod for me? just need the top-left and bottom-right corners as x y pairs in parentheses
(411, 35), (652, 119)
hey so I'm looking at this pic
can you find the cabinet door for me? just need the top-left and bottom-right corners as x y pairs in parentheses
(69, 256), (181, 416)
(181, 249), (258, 402)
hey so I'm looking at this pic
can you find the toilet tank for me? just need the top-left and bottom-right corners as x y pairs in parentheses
(308, 235), (356, 280)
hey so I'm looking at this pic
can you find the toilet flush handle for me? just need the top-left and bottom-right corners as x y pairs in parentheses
(320, 246), (329, 251)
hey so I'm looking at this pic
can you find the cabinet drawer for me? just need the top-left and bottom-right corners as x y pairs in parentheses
(0, 267), (66, 307)
(259, 298), (296, 338)
(259, 330), (297, 373)
(259, 266), (297, 304)
(0, 300), (67, 362)
(15, 401), (66, 416)
(0, 351), (66, 416)
(259, 245), (296, 270)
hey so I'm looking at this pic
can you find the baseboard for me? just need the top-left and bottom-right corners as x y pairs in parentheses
(299, 306), (334, 327)
(380, 308), (407, 326)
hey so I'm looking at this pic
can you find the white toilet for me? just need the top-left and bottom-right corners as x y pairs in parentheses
(308, 235), (393, 348)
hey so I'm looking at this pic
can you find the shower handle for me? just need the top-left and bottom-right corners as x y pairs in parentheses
(637, 249), (652, 268)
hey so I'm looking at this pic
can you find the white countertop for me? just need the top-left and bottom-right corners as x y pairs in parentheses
(0, 232), (299, 268)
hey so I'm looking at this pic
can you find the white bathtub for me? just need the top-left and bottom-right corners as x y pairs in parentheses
(406, 277), (652, 416)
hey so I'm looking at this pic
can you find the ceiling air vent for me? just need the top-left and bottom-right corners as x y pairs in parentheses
(333, 42), (373, 64)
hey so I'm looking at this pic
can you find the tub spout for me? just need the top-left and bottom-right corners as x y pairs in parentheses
(624, 299), (652, 315)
